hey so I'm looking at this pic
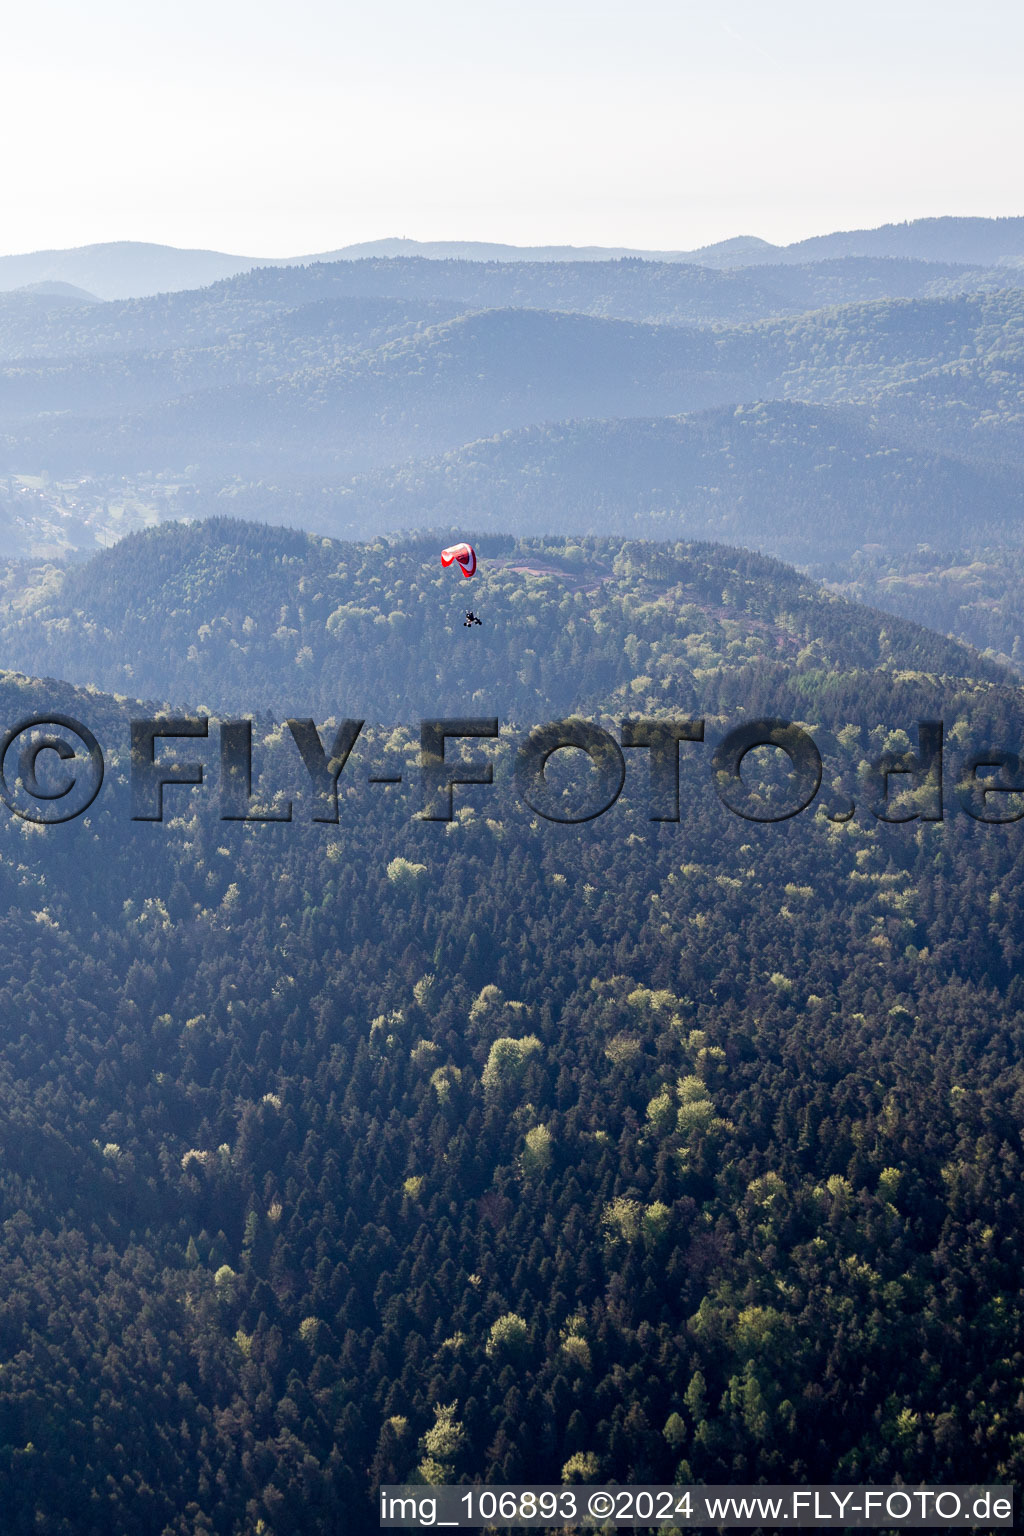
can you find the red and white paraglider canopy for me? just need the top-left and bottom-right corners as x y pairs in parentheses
(441, 542), (477, 578)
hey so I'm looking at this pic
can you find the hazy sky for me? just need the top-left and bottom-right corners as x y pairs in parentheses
(2, 0), (1021, 255)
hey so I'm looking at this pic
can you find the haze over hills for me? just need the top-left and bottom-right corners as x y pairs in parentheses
(290, 403), (1023, 563)
(1, 285), (1022, 563)
(0, 243), (264, 302)
(0, 217), (1022, 648)
(3, 215), (1024, 299)
(6, 283), (1020, 431)
(7, 256), (1024, 366)
(14, 281), (101, 303)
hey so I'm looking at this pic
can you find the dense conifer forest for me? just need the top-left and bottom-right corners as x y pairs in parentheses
(0, 525), (1022, 1532)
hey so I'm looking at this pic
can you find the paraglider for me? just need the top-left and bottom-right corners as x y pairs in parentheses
(441, 542), (477, 579)
(441, 542), (481, 627)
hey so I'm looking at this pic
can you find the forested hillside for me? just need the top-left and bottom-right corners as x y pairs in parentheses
(5, 256), (1024, 364)
(0, 522), (1009, 712)
(268, 404), (1018, 562)
(827, 546), (1024, 672)
(0, 533), (1024, 1533)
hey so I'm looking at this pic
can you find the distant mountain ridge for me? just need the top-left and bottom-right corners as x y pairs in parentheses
(8, 255), (1023, 366)
(1, 224), (1024, 566)
(1, 283), (1023, 562)
(14, 280), (101, 303)
(3, 216), (1024, 298)
(3, 289), (1020, 491)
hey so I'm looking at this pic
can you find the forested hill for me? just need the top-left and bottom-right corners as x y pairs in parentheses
(282, 404), (1019, 563)
(827, 546), (1024, 672)
(0, 521), (1009, 715)
(2, 539), (1024, 1531)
